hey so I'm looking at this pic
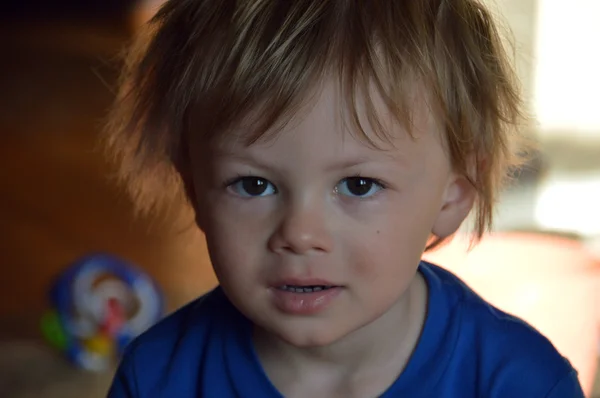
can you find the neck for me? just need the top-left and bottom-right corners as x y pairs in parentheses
(253, 273), (428, 389)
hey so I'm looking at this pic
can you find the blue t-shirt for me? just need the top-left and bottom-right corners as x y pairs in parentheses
(108, 262), (584, 397)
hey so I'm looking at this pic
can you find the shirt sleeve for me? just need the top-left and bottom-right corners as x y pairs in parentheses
(544, 370), (585, 398)
(107, 349), (139, 398)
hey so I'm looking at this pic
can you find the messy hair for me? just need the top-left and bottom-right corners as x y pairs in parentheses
(104, 0), (527, 246)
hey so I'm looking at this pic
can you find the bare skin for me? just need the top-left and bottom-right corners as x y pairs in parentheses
(190, 80), (475, 396)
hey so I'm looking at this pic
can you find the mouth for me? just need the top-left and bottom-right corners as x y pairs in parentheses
(277, 285), (338, 293)
(270, 282), (343, 315)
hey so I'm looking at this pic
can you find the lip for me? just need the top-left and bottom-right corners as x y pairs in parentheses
(270, 278), (339, 288)
(269, 279), (343, 315)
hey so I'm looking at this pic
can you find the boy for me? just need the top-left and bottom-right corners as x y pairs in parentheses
(106, 0), (585, 397)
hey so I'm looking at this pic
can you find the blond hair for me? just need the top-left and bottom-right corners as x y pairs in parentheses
(104, 0), (527, 246)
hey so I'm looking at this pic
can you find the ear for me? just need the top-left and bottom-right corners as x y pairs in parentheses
(431, 173), (476, 239)
(194, 211), (206, 232)
(176, 144), (208, 232)
(177, 167), (207, 232)
(187, 183), (207, 232)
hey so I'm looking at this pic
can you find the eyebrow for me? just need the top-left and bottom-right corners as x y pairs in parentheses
(324, 157), (383, 171)
(212, 151), (276, 171)
(213, 150), (408, 173)
(330, 154), (412, 173)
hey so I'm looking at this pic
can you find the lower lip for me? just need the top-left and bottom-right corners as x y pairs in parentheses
(270, 287), (343, 315)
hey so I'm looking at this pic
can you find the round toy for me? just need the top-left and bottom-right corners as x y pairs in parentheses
(41, 254), (164, 371)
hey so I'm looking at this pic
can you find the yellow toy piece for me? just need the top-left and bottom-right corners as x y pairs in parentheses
(82, 335), (115, 357)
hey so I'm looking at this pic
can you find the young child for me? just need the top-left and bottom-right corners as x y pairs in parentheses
(106, 1), (585, 397)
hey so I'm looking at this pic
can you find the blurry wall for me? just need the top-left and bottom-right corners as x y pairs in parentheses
(0, 12), (216, 341)
(497, 0), (600, 142)
(2, 1), (135, 20)
(496, 0), (539, 115)
(533, 0), (600, 139)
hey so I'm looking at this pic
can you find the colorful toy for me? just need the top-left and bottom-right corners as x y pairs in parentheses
(41, 254), (164, 371)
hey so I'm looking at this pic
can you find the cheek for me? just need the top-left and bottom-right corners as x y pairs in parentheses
(345, 200), (435, 280)
(345, 227), (419, 314)
(202, 203), (269, 279)
(348, 225), (418, 277)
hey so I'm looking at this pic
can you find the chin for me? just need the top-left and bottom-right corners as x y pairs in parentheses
(271, 323), (350, 348)
(279, 333), (339, 348)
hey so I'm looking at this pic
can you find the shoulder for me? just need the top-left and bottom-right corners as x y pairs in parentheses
(421, 262), (585, 397)
(468, 305), (581, 396)
(107, 287), (230, 397)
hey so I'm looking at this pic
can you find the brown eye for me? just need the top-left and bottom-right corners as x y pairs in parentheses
(336, 177), (383, 198)
(230, 177), (277, 197)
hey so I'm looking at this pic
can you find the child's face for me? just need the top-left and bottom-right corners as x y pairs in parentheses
(190, 81), (473, 347)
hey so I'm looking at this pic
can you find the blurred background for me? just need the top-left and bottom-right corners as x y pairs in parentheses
(0, 0), (599, 397)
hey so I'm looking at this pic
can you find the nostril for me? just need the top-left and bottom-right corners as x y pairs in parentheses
(268, 208), (334, 254)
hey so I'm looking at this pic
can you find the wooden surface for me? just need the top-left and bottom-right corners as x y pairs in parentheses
(0, 22), (217, 341)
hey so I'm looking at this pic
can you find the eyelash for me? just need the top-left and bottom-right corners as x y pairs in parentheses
(347, 174), (388, 189)
(223, 173), (387, 195)
(222, 173), (252, 189)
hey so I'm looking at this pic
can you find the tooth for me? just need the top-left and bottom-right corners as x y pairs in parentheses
(313, 286), (322, 292)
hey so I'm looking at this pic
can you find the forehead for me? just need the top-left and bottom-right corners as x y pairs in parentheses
(210, 79), (445, 161)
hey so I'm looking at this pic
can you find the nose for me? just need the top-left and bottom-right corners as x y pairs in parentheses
(268, 202), (334, 255)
